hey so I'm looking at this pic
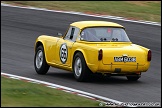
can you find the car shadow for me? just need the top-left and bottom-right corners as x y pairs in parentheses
(45, 71), (143, 84)
(47, 71), (75, 81)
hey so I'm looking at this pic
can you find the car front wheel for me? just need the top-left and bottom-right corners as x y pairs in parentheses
(34, 45), (50, 74)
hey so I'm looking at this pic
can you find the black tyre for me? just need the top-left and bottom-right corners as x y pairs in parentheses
(126, 75), (141, 81)
(34, 45), (50, 74)
(72, 52), (91, 82)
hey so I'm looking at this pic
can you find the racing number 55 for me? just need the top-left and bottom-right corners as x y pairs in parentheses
(60, 43), (68, 64)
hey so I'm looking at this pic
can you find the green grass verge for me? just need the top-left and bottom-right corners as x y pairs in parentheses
(1, 76), (100, 107)
(1, 1), (161, 22)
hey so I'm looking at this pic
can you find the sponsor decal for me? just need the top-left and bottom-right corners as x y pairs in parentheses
(114, 56), (136, 62)
(60, 43), (68, 64)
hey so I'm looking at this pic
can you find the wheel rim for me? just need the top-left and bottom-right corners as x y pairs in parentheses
(74, 57), (82, 77)
(36, 50), (43, 69)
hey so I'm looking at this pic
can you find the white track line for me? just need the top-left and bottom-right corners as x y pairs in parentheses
(1, 72), (134, 107)
(1, 3), (161, 26)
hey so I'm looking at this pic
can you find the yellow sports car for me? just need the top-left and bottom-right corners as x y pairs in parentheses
(34, 21), (151, 82)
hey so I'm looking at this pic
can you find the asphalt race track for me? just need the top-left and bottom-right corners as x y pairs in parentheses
(1, 6), (161, 103)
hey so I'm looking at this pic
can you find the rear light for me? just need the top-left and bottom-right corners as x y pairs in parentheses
(98, 49), (103, 60)
(147, 50), (151, 61)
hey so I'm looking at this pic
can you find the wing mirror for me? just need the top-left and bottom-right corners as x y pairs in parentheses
(57, 32), (62, 36)
(57, 32), (63, 38)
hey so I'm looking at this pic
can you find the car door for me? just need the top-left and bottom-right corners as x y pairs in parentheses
(55, 26), (79, 67)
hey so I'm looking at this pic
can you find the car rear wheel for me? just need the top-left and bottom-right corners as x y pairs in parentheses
(73, 52), (91, 82)
(126, 75), (141, 81)
(34, 45), (50, 74)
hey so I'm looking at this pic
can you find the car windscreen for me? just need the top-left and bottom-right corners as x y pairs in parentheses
(80, 27), (130, 42)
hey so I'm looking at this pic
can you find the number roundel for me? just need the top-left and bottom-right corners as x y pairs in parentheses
(60, 43), (68, 64)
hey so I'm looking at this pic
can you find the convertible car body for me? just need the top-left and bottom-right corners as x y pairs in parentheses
(34, 21), (151, 82)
